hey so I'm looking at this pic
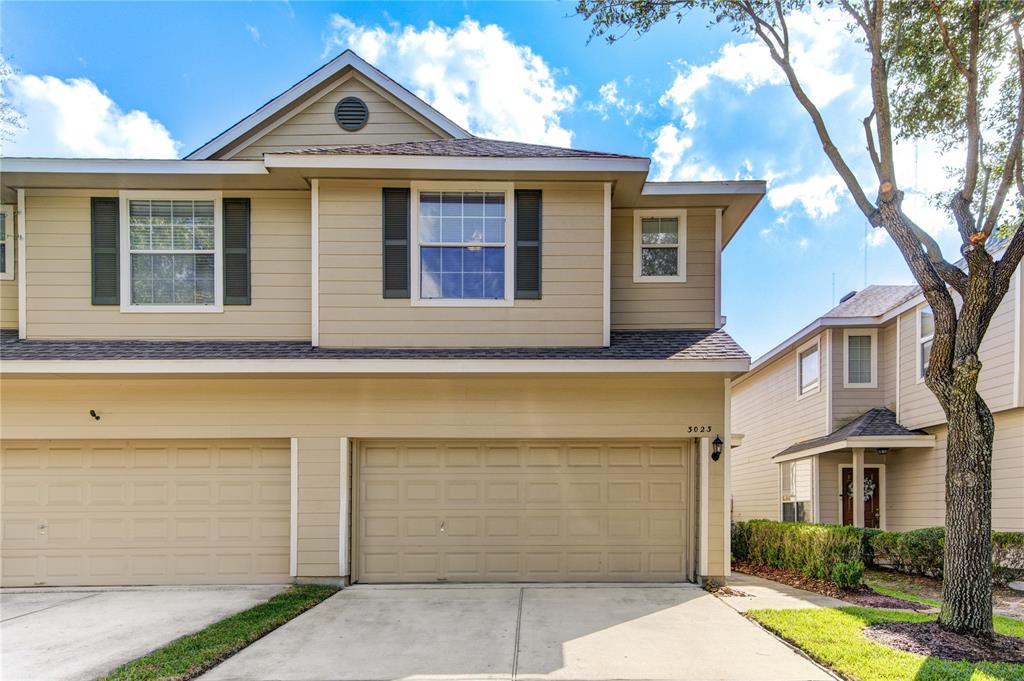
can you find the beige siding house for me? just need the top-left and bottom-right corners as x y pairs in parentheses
(0, 51), (763, 588)
(731, 270), (1024, 533)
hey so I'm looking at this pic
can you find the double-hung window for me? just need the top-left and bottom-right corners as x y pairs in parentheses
(0, 205), (13, 280)
(844, 329), (877, 387)
(780, 460), (814, 522)
(411, 183), (513, 305)
(120, 191), (223, 312)
(797, 339), (820, 397)
(633, 209), (686, 282)
(918, 305), (934, 380)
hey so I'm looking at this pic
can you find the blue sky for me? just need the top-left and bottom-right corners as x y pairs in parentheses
(1, 1), (964, 357)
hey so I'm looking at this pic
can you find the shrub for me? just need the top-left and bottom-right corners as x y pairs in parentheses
(737, 519), (864, 587)
(848, 527), (883, 567)
(731, 520), (752, 562)
(992, 532), (1024, 585)
(831, 560), (865, 588)
(870, 527), (945, 577)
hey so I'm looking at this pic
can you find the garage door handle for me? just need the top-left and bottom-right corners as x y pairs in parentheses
(440, 520), (446, 534)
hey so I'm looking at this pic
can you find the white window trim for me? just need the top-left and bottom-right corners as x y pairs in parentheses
(409, 181), (515, 307)
(796, 336), (821, 399)
(632, 209), (686, 283)
(838, 463), (886, 530)
(843, 328), (878, 388)
(779, 457), (814, 523)
(0, 205), (14, 281)
(916, 304), (933, 383)
(119, 190), (224, 313)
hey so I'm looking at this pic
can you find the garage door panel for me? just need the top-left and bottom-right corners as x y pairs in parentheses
(357, 440), (690, 583)
(1, 439), (291, 587)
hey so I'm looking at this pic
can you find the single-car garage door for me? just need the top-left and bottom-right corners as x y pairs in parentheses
(355, 440), (692, 583)
(0, 439), (291, 587)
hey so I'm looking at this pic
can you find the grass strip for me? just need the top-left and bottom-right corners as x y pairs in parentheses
(748, 606), (1024, 681)
(866, 580), (1024, 638)
(100, 584), (339, 681)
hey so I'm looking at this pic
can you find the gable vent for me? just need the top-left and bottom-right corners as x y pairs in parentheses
(335, 97), (369, 131)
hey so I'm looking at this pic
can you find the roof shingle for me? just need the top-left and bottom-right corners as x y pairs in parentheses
(0, 329), (748, 363)
(282, 137), (645, 160)
(773, 408), (928, 458)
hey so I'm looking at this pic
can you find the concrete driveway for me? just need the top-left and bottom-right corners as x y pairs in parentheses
(203, 584), (832, 681)
(1, 584), (285, 681)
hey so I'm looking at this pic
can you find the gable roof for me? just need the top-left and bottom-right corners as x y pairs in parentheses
(823, 285), (919, 318)
(185, 50), (472, 160)
(773, 408), (932, 460)
(282, 138), (645, 159)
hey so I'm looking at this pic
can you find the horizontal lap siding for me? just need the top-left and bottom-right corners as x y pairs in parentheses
(899, 274), (1018, 429)
(610, 208), (716, 329)
(730, 332), (828, 521)
(1, 228), (16, 328)
(228, 76), (443, 159)
(881, 322), (898, 413)
(831, 327), (888, 430)
(816, 450), (887, 525)
(318, 180), (604, 348)
(24, 189), (311, 340)
(884, 409), (1023, 531)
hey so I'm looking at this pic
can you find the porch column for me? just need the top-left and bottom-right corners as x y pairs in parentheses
(852, 447), (865, 528)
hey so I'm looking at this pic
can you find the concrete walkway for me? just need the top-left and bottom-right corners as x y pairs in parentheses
(717, 573), (848, 613)
(202, 583), (833, 681)
(0, 584), (286, 681)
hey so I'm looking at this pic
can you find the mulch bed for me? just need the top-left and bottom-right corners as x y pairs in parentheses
(863, 620), (1024, 663)
(733, 562), (932, 611)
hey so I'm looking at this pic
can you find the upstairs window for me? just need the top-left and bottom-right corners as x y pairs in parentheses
(411, 183), (513, 306)
(798, 339), (820, 396)
(845, 329), (877, 387)
(633, 210), (686, 282)
(918, 305), (934, 380)
(120, 191), (223, 312)
(0, 206), (13, 280)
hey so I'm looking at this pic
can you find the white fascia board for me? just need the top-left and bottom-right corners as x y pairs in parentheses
(1, 358), (750, 375)
(264, 154), (651, 174)
(1, 158), (268, 175)
(186, 50), (471, 160)
(642, 180), (766, 196)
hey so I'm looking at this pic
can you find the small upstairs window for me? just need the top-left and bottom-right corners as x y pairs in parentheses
(633, 210), (686, 282)
(844, 329), (877, 388)
(798, 339), (820, 397)
(918, 305), (934, 380)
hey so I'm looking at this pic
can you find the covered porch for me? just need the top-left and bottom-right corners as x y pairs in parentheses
(772, 409), (934, 529)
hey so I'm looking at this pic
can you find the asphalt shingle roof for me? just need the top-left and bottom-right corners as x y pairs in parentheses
(773, 408), (927, 458)
(284, 137), (645, 160)
(0, 329), (748, 362)
(823, 285), (919, 318)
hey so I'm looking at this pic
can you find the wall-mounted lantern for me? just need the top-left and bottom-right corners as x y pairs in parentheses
(711, 435), (723, 461)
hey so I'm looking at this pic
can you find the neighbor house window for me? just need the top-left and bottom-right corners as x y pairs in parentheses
(918, 305), (934, 380)
(411, 183), (513, 305)
(0, 206), (13, 281)
(798, 339), (820, 396)
(781, 459), (814, 522)
(633, 210), (686, 282)
(844, 329), (877, 387)
(120, 191), (222, 312)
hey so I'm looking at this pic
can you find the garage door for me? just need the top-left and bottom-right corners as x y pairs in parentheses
(356, 440), (691, 583)
(0, 439), (291, 587)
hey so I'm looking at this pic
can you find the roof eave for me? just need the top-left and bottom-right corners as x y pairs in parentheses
(772, 434), (936, 462)
(264, 153), (652, 173)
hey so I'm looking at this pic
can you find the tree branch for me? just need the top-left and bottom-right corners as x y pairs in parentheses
(863, 110), (883, 179)
(993, 221), (1024, 296)
(929, 0), (969, 76)
(961, 1), (983, 205)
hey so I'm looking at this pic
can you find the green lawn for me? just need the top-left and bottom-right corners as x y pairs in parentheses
(748, 606), (1024, 681)
(865, 580), (1024, 638)
(100, 584), (339, 681)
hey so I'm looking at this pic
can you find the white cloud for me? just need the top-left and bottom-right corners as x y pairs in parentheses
(587, 80), (645, 124)
(768, 173), (846, 219)
(322, 15), (578, 146)
(866, 227), (890, 247)
(659, 7), (857, 129)
(2, 66), (179, 158)
(650, 123), (723, 181)
(246, 24), (264, 46)
(798, 237), (811, 250)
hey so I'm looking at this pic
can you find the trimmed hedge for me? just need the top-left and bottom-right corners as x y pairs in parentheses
(734, 521), (1024, 586)
(731, 519), (865, 587)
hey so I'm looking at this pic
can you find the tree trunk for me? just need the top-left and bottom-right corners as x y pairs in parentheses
(939, 390), (995, 638)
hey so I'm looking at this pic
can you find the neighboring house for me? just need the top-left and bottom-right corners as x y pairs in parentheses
(0, 51), (765, 587)
(731, 263), (1024, 532)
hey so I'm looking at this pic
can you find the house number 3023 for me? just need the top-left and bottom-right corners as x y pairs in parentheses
(687, 425), (713, 433)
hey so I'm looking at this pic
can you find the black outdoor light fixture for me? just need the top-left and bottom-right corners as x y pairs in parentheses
(876, 447), (890, 456)
(711, 435), (723, 461)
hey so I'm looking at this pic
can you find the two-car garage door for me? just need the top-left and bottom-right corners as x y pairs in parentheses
(355, 440), (692, 583)
(0, 439), (291, 587)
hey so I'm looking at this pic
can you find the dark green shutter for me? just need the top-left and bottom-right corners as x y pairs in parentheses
(91, 197), (119, 305)
(515, 189), (542, 299)
(382, 188), (410, 298)
(223, 198), (251, 305)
